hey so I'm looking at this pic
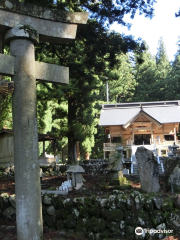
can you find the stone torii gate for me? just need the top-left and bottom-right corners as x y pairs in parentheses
(0, 1), (88, 239)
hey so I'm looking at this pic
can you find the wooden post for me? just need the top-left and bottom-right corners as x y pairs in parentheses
(54, 139), (56, 158)
(174, 127), (176, 143)
(43, 141), (45, 157)
(151, 123), (153, 144)
(132, 124), (134, 144)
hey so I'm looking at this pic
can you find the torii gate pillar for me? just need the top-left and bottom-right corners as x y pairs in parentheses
(5, 29), (41, 240)
(0, 1), (88, 239)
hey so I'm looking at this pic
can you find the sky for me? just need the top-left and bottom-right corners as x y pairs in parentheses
(110, 0), (180, 62)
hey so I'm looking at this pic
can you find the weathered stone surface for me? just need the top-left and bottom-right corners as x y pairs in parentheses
(42, 195), (52, 205)
(44, 215), (56, 228)
(153, 196), (163, 210)
(173, 194), (180, 209)
(10, 33), (43, 239)
(35, 61), (69, 85)
(151, 210), (165, 227)
(161, 200), (174, 212)
(106, 195), (116, 209)
(9, 194), (16, 208)
(108, 209), (124, 222)
(64, 214), (76, 229)
(135, 147), (160, 193)
(144, 198), (154, 212)
(72, 208), (79, 220)
(115, 194), (127, 211)
(76, 218), (88, 233)
(0, 9), (77, 44)
(87, 217), (105, 233)
(134, 194), (145, 210)
(100, 199), (107, 208)
(3, 206), (16, 220)
(0, 53), (14, 76)
(166, 210), (180, 235)
(0, 0), (88, 24)
(46, 205), (55, 216)
(4, 24), (39, 45)
(168, 165), (180, 192)
(0, 193), (10, 210)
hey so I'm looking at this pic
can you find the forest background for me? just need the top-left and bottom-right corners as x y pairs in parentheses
(1, 0), (180, 163)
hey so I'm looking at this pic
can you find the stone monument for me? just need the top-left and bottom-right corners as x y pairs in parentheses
(135, 146), (160, 193)
(106, 144), (124, 180)
(0, 1), (88, 239)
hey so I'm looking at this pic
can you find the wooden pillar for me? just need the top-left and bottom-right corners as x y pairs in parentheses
(85, 152), (90, 160)
(132, 124), (134, 144)
(174, 127), (176, 143)
(43, 140), (45, 157)
(54, 139), (56, 158)
(151, 123), (154, 144)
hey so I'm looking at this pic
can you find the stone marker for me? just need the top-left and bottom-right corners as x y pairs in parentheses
(135, 146), (160, 193)
(0, 1), (88, 240)
(106, 145), (124, 180)
(168, 165), (180, 193)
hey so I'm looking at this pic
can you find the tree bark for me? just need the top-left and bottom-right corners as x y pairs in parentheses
(0, 34), (3, 126)
(68, 97), (77, 164)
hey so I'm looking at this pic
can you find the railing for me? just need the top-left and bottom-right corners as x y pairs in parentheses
(103, 143), (120, 149)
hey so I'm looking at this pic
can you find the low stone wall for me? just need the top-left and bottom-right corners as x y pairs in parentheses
(78, 159), (109, 175)
(1, 191), (180, 239)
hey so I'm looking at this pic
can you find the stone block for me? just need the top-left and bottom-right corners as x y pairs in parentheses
(0, 0), (88, 24)
(0, 53), (14, 76)
(35, 62), (69, 84)
(0, 10), (77, 44)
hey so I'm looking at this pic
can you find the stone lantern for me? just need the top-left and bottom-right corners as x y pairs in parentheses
(66, 165), (85, 189)
(168, 142), (179, 156)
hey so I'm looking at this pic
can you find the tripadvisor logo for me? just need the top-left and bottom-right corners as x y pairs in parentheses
(135, 227), (143, 235)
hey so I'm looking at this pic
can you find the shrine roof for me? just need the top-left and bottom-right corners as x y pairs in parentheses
(99, 100), (180, 126)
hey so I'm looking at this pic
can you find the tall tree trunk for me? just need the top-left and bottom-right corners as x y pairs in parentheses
(68, 97), (77, 164)
(0, 34), (3, 126)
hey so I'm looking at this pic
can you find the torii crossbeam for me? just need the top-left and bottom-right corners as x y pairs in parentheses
(0, 1), (88, 239)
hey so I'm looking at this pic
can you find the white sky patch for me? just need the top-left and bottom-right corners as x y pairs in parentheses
(110, 0), (180, 62)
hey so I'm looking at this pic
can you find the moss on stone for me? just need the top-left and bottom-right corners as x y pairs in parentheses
(51, 196), (64, 209)
(88, 204), (101, 218)
(64, 214), (76, 229)
(87, 217), (105, 233)
(151, 210), (165, 227)
(79, 206), (89, 218)
(106, 221), (119, 233)
(106, 209), (124, 222)
(162, 200), (174, 212)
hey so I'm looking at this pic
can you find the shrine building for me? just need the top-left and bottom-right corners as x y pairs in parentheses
(99, 100), (180, 160)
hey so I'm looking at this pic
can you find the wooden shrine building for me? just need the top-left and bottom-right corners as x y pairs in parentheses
(99, 100), (180, 160)
(0, 128), (58, 168)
